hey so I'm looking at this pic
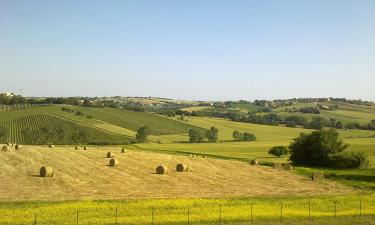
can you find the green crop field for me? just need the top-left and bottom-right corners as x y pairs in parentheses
(0, 194), (374, 225)
(59, 106), (205, 135)
(0, 113), (129, 144)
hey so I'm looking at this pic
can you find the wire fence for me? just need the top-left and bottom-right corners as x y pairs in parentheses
(1, 199), (374, 225)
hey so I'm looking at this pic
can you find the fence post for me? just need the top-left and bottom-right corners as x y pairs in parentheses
(152, 207), (154, 225)
(76, 210), (79, 225)
(250, 203), (253, 224)
(359, 200), (362, 216)
(334, 201), (337, 218)
(280, 202), (283, 222)
(219, 204), (222, 225)
(116, 208), (118, 225)
(187, 205), (190, 225)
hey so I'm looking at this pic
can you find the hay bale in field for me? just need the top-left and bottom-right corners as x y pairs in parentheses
(6, 143), (11, 146)
(109, 158), (119, 167)
(283, 163), (293, 170)
(273, 163), (283, 169)
(121, 148), (127, 153)
(2, 145), (10, 151)
(42, 145), (46, 147)
(250, 160), (258, 165)
(49, 145), (54, 148)
(75, 146), (80, 150)
(83, 146), (88, 150)
(176, 163), (188, 172)
(312, 172), (324, 181)
(107, 152), (114, 158)
(156, 165), (168, 174)
(193, 154), (197, 158)
(15, 144), (22, 150)
(189, 154), (193, 157)
(40, 166), (54, 177)
(203, 155), (207, 159)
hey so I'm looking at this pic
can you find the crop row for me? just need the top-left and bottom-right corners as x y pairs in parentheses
(0, 113), (130, 144)
(0, 104), (50, 112)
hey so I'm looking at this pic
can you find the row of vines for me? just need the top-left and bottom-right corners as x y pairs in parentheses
(0, 113), (130, 145)
(0, 104), (51, 111)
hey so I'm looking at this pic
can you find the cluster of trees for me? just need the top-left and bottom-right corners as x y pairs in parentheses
(189, 127), (218, 143)
(300, 107), (320, 114)
(268, 146), (288, 157)
(0, 95), (29, 105)
(232, 130), (256, 142)
(289, 129), (368, 168)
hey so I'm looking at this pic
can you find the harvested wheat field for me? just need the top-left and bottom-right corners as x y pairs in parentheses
(0, 145), (355, 201)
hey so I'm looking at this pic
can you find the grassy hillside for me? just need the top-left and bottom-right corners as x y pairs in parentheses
(59, 106), (205, 135)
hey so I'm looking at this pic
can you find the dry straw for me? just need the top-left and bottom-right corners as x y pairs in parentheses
(156, 165), (168, 174)
(109, 158), (119, 167)
(107, 152), (114, 158)
(273, 163), (283, 169)
(40, 166), (54, 177)
(283, 163), (293, 170)
(2, 145), (10, 151)
(312, 172), (324, 181)
(176, 163), (188, 172)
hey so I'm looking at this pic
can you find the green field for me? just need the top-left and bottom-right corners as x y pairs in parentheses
(0, 113), (129, 144)
(0, 194), (374, 225)
(58, 106), (204, 135)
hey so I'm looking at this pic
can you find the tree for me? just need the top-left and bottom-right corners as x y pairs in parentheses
(289, 129), (350, 167)
(233, 130), (241, 141)
(205, 127), (218, 142)
(243, 132), (256, 141)
(189, 129), (205, 143)
(73, 129), (92, 144)
(268, 146), (288, 157)
(136, 126), (151, 143)
(0, 125), (7, 144)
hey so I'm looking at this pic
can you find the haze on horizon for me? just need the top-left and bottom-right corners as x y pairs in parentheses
(0, 0), (374, 101)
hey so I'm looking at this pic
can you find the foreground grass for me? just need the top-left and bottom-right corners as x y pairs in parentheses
(0, 194), (374, 225)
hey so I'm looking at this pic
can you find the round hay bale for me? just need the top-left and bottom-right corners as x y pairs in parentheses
(156, 165), (168, 174)
(75, 146), (80, 150)
(40, 166), (54, 177)
(189, 154), (193, 157)
(2, 145), (10, 151)
(250, 160), (258, 165)
(121, 148), (127, 153)
(312, 172), (324, 181)
(15, 144), (22, 150)
(42, 145), (46, 147)
(283, 163), (293, 170)
(273, 163), (283, 169)
(193, 154), (197, 158)
(83, 146), (88, 150)
(203, 155), (207, 159)
(109, 158), (119, 167)
(6, 143), (11, 146)
(176, 163), (187, 172)
(107, 152), (114, 158)
(49, 145), (54, 148)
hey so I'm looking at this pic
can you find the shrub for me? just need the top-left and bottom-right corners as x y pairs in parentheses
(268, 146), (288, 157)
(328, 151), (369, 169)
(288, 129), (367, 168)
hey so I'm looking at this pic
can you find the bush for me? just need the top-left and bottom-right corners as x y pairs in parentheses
(288, 129), (369, 168)
(328, 151), (369, 169)
(268, 146), (288, 157)
(243, 132), (256, 141)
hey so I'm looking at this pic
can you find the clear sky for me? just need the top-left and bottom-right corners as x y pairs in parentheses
(0, 0), (374, 101)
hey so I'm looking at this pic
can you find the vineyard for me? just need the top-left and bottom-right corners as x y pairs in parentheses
(59, 106), (205, 135)
(0, 113), (130, 145)
(0, 104), (51, 111)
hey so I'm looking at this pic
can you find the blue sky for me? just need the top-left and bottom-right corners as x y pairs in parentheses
(0, 0), (374, 100)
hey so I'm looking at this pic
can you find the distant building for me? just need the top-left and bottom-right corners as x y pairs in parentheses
(0, 92), (13, 97)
